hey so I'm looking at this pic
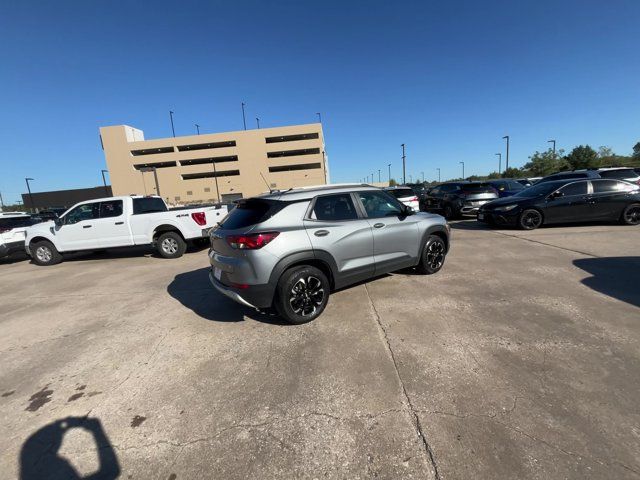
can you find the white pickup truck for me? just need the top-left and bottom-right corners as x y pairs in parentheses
(25, 196), (228, 266)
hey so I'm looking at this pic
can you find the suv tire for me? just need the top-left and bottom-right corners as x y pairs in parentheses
(416, 235), (447, 274)
(156, 231), (187, 259)
(31, 240), (63, 266)
(621, 203), (640, 225)
(274, 266), (330, 324)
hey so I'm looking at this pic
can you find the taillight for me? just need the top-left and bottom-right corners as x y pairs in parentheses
(411, 196), (418, 202)
(191, 212), (206, 226)
(226, 232), (279, 249)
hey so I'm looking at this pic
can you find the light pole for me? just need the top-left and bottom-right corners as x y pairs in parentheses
(387, 164), (391, 184)
(241, 102), (247, 130)
(502, 135), (510, 172)
(378, 169), (381, 182)
(169, 111), (176, 137)
(409, 174), (413, 183)
(101, 169), (109, 195)
(495, 153), (502, 173)
(316, 112), (322, 123)
(548, 139), (556, 155)
(25, 177), (35, 212)
(401, 144), (406, 185)
(256, 117), (260, 129)
(436, 168), (441, 182)
(459, 162), (465, 179)
(421, 171), (425, 183)
(195, 124), (201, 135)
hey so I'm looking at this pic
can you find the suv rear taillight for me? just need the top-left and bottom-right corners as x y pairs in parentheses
(226, 232), (279, 249)
(411, 196), (418, 202)
(191, 212), (206, 226)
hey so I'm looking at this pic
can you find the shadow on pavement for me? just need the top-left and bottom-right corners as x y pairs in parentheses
(167, 267), (286, 325)
(573, 257), (640, 308)
(20, 417), (120, 480)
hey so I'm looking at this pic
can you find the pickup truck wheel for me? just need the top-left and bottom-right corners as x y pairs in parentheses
(157, 232), (187, 259)
(274, 266), (330, 324)
(416, 235), (447, 274)
(31, 240), (63, 266)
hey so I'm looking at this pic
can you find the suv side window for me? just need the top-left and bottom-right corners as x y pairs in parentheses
(440, 184), (458, 193)
(558, 181), (588, 196)
(310, 194), (358, 221)
(357, 191), (403, 218)
(592, 180), (631, 193)
(64, 203), (100, 224)
(100, 200), (123, 218)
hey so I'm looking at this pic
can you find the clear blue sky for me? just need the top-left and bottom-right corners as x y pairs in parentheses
(1, 0), (639, 203)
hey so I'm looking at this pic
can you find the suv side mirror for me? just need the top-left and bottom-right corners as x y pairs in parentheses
(549, 191), (564, 200)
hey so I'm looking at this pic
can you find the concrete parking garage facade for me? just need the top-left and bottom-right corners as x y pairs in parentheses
(99, 123), (328, 204)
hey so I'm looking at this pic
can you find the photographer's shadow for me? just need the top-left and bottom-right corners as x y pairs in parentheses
(20, 417), (120, 480)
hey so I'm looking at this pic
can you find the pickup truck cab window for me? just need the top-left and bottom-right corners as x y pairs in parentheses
(100, 200), (123, 218)
(65, 203), (100, 224)
(133, 197), (168, 214)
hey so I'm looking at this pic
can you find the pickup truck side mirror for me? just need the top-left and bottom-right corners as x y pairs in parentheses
(54, 217), (63, 227)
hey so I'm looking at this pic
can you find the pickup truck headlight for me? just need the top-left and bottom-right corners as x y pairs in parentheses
(493, 204), (518, 212)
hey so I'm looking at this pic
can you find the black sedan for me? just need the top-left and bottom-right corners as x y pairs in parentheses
(477, 178), (640, 230)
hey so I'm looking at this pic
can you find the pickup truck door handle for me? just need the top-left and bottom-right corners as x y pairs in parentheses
(115, 221), (124, 225)
(314, 230), (330, 237)
(83, 225), (92, 229)
(373, 223), (385, 228)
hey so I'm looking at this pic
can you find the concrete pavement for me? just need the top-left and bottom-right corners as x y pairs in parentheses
(1, 222), (639, 479)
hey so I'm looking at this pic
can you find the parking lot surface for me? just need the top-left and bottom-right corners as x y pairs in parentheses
(1, 221), (639, 479)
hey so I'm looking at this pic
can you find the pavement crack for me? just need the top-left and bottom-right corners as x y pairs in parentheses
(364, 284), (441, 480)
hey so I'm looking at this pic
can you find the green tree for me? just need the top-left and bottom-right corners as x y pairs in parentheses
(522, 149), (567, 176)
(487, 171), (501, 179)
(502, 167), (522, 178)
(388, 178), (397, 187)
(633, 142), (640, 159)
(565, 145), (599, 169)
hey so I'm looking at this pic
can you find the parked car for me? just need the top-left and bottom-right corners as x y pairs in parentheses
(208, 184), (450, 324)
(383, 186), (419, 211)
(477, 178), (640, 230)
(537, 167), (640, 185)
(0, 213), (37, 259)
(25, 196), (228, 265)
(486, 179), (526, 197)
(421, 182), (498, 219)
(515, 177), (541, 187)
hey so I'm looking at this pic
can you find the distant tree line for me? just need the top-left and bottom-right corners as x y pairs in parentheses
(402, 141), (640, 186)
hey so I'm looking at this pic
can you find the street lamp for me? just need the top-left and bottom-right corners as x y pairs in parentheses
(548, 139), (556, 155)
(25, 177), (35, 212)
(378, 169), (381, 182)
(169, 110), (176, 137)
(502, 135), (510, 172)
(495, 153), (502, 173)
(195, 124), (201, 135)
(421, 171), (425, 183)
(256, 117), (260, 129)
(101, 170), (109, 195)
(316, 112), (322, 123)
(241, 102), (247, 130)
(387, 164), (391, 184)
(459, 162), (465, 179)
(401, 144), (406, 185)
(436, 168), (441, 182)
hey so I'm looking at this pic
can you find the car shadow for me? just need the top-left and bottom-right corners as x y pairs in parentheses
(573, 257), (640, 308)
(167, 267), (287, 325)
(36, 243), (210, 264)
(0, 252), (30, 264)
(20, 416), (120, 480)
(449, 219), (492, 230)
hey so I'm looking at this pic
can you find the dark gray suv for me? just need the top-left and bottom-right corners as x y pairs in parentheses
(208, 185), (450, 323)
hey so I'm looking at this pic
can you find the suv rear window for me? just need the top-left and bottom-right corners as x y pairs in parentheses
(460, 183), (494, 193)
(219, 199), (281, 229)
(386, 189), (415, 199)
(598, 169), (637, 180)
(133, 197), (168, 214)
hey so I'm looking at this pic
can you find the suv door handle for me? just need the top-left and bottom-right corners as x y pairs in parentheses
(314, 230), (329, 237)
(83, 225), (92, 229)
(373, 223), (385, 228)
(115, 221), (124, 225)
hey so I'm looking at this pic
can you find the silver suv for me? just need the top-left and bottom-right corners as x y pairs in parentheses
(208, 184), (450, 323)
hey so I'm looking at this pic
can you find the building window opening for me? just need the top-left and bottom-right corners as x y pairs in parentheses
(268, 162), (322, 172)
(182, 170), (240, 180)
(265, 133), (319, 143)
(267, 148), (320, 158)
(180, 155), (238, 166)
(131, 146), (174, 156)
(133, 161), (177, 170)
(177, 141), (236, 152)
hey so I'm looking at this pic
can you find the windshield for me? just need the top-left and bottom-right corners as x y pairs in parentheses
(513, 182), (560, 197)
(386, 188), (415, 199)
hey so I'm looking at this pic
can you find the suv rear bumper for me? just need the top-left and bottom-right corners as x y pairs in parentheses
(0, 240), (25, 258)
(208, 269), (274, 309)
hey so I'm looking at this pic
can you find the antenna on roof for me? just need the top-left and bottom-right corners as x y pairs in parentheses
(259, 172), (273, 193)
